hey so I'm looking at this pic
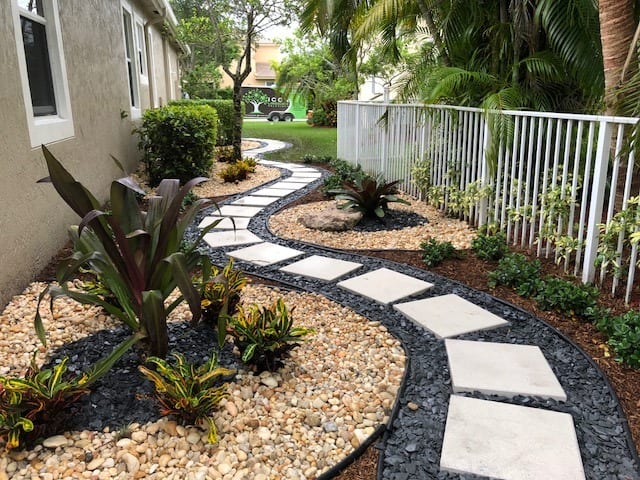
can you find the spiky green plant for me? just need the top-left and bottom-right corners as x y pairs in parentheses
(330, 174), (410, 219)
(139, 352), (234, 443)
(35, 145), (220, 358)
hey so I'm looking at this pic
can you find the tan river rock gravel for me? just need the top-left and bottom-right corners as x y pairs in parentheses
(0, 283), (405, 479)
(269, 195), (477, 250)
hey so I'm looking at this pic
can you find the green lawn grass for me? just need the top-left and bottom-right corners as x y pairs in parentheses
(242, 121), (337, 162)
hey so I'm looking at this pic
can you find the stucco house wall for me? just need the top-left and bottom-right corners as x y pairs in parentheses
(0, 0), (184, 309)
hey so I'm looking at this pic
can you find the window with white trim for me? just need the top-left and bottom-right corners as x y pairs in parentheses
(135, 21), (148, 79)
(122, 7), (139, 110)
(11, 0), (74, 147)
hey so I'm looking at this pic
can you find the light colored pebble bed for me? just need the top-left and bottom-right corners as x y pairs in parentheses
(0, 284), (405, 480)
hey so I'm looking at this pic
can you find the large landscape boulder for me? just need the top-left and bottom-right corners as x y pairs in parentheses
(299, 205), (363, 231)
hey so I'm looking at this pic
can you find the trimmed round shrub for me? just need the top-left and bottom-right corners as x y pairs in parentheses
(138, 105), (217, 187)
(170, 99), (240, 146)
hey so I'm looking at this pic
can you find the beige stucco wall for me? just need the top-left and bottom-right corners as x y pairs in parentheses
(220, 42), (282, 88)
(0, 1), (182, 309)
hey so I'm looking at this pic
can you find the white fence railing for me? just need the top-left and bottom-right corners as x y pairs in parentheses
(337, 101), (640, 303)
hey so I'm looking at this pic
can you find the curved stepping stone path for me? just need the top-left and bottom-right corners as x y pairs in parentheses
(187, 141), (639, 479)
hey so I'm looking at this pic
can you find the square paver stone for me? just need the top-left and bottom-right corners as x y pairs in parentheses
(440, 396), (585, 479)
(252, 187), (297, 197)
(198, 216), (250, 230)
(445, 339), (567, 401)
(231, 196), (278, 207)
(337, 268), (433, 305)
(203, 230), (262, 248)
(279, 255), (362, 281)
(278, 181), (313, 188)
(228, 242), (304, 266)
(268, 181), (307, 190)
(290, 173), (322, 179)
(393, 294), (509, 339)
(217, 205), (263, 217)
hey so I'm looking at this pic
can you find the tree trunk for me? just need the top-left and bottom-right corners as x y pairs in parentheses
(232, 80), (244, 161)
(599, 0), (636, 113)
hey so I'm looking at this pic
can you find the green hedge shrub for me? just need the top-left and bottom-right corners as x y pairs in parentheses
(420, 238), (464, 267)
(138, 105), (217, 187)
(170, 99), (239, 146)
(488, 253), (542, 297)
(596, 310), (640, 367)
(471, 231), (509, 261)
(322, 159), (370, 196)
(534, 276), (598, 320)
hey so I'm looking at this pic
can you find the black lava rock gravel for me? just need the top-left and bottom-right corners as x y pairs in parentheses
(184, 164), (640, 480)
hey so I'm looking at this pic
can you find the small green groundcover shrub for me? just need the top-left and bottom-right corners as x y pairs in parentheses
(596, 310), (640, 368)
(322, 159), (370, 196)
(170, 99), (238, 146)
(534, 276), (599, 320)
(302, 154), (333, 164)
(420, 238), (464, 267)
(471, 230), (509, 261)
(138, 104), (218, 187)
(488, 253), (542, 297)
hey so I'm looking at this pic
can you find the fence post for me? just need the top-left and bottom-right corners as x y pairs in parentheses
(582, 120), (612, 283)
(354, 102), (361, 167)
(478, 120), (491, 226)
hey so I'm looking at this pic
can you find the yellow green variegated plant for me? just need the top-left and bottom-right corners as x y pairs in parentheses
(138, 352), (234, 443)
(35, 145), (221, 358)
(229, 299), (314, 372)
(0, 346), (131, 451)
(195, 259), (249, 347)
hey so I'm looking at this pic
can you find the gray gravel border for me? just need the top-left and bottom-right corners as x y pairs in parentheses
(186, 161), (640, 480)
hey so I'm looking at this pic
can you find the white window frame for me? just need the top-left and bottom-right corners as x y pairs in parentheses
(11, 0), (74, 147)
(135, 20), (148, 83)
(121, 3), (141, 118)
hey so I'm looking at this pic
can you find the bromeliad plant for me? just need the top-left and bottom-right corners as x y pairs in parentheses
(228, 299), (314, 372)
(330, 174), (410, 219)
(138, 352), (234, 444)
(195, 259), (250, 347)
(35, 145), (219, 358)
(0, 348), (129, 451)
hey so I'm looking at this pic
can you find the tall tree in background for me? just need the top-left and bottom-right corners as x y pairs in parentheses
(354, 0), (604, 113)
(172, 0), (297, 160)
(598, 0), (637, 114)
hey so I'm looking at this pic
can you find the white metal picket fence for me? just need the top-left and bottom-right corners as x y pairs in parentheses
(337, 101), (640, 303)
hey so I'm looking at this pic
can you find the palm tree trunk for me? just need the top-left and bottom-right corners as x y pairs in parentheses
(598, 0), (636, 113)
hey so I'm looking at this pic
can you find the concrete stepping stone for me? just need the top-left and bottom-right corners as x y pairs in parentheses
(337, 268), (433, 305)
(445, 339), (567, 401)
(440, 396), (585, 479)
(203, 230), (262, 248)
(393, 294), (509, 339)
(217, 205), (263, 217)
(290, 172), (322, 179)
(278, 180), (314, 188)
(198, 216), (250, 230)
(228, 242), (304, 266)
(268, 181), (307, 190)
(231, 196), (278, 207)
(252, 187), (297, 197)
(279, 255), (362, 281)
